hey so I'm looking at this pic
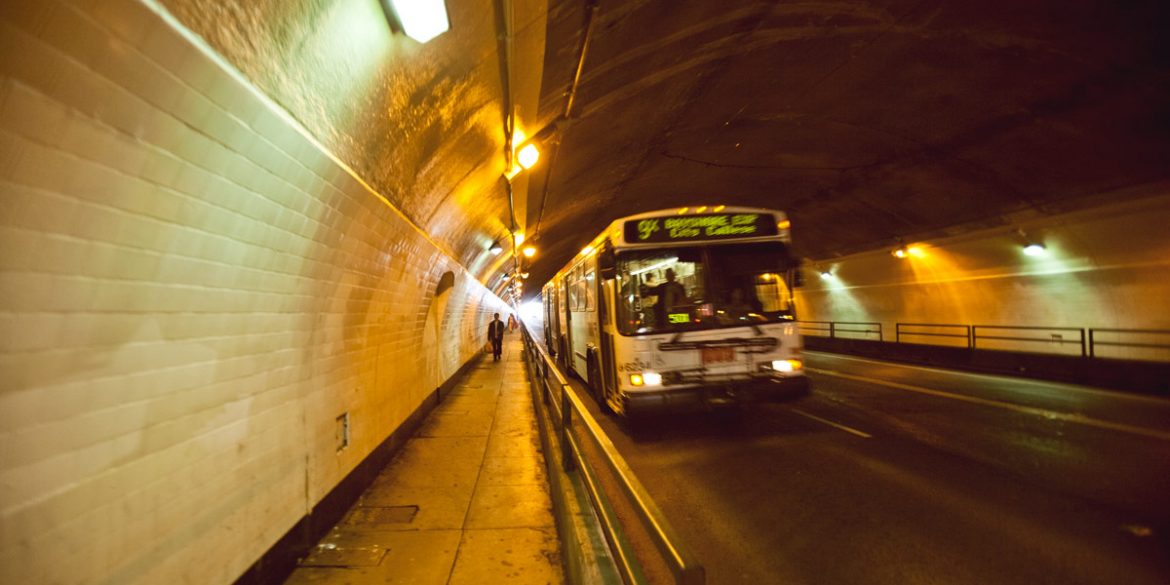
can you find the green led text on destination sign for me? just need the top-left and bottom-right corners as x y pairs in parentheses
(668, 313), (690, 324)
(624, 213), (779, 243)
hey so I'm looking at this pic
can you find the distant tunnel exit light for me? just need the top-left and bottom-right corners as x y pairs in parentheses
(386, 0), (450, 43)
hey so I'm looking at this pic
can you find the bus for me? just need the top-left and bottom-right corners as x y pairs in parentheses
(542, 206), (809, 416)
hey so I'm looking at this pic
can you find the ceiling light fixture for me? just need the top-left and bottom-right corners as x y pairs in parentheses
(489, 240), (503, 255)
(385, 0), (450, 43)
(1023, 243), (1047, 256)
(517, 143), (540, 169)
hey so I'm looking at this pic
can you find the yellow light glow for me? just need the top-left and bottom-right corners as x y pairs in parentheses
(893, 247), (908, 258)
(513, 232), (525, 245)
(522, 245), (536, 258)
(777, 220), (791, 229)
(713, 205), (725, 212)
(696, 206), (708, 213)
(629, 374), (644, 386)
(678, 207), (689, 214)
(517, 143), (540, 169)
(581, 245), (594, 255)
(908, 246), (926, 258)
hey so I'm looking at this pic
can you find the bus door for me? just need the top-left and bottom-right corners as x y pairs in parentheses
(562, 270), (574, 370)
(596, 244), (618, 407)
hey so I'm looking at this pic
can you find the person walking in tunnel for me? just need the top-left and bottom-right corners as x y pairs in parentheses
(488, 313), (506, 362)
(507, 313), (517, 333)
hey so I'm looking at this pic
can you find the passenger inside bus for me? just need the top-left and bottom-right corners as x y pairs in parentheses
(640, 268), (688, 326)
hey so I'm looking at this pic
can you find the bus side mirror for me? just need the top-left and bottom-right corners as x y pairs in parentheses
(598, 246), (616, 279)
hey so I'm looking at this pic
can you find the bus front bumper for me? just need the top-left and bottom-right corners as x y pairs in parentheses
(622, 375), (810, 417)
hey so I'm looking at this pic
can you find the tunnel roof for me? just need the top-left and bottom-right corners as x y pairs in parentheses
(161, 0), (1170, 300)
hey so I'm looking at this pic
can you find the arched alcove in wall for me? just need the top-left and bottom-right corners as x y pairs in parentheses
(423, 271), (457, 392)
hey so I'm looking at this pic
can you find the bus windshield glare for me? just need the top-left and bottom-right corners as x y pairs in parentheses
(615, 242), (797, 335)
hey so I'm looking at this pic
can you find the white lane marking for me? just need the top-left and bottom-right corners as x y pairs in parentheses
(790, 408), (873, 438)
(807, 367), (1170, 441)
(804, 350), (1170, 405)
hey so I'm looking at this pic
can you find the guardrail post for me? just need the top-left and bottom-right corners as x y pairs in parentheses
(1088, 329), (1096, 358)
(1079, 328), (1087, 357)
(967, 326), (974, 350)
(829, 321), (836, 339)
(560, 384), (575, 472)
(542, 362), (551, 405)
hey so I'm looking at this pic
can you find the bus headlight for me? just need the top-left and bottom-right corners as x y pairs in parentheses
(629, 372), (663, 387)
(770, 359), (803, 373)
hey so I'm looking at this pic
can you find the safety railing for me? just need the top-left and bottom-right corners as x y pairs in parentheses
(800, 320), (883, 341)
(519, 324), (705, 585)
(895, 323), (972, 348)
(1089, 328), (1170, 361)
(808, 320), (1170, 363)
(972, 325), (1087, 357)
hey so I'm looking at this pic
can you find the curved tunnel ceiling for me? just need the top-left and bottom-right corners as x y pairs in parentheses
(524, 0), (1170, 293)
(161, 0), (1170, 300)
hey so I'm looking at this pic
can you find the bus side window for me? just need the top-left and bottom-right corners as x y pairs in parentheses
(567, 270), (580, 311)
(585, 269), (596, 311)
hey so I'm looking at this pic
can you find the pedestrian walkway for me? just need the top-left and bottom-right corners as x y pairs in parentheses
(285, 336), (564, 584)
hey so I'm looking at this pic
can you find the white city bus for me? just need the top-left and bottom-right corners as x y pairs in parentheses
(542, 207), (809, 416)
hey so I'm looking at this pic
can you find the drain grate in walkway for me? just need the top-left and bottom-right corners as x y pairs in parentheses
(299, 544), (387, 568)
(346, 505), (419, 526)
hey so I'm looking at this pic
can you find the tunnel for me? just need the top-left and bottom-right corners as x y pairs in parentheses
(2, 0), (1169, 584)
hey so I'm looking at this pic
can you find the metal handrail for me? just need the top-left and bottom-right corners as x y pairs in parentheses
(972, 325), (1087, 357)
(1088, 328), (1170, 359)
(519, 323), (705, 585)
(812, 321), (1168, 363)
(800, 320), (882, 341)
(896, 323), (972, 348)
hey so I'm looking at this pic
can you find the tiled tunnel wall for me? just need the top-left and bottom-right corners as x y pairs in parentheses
(0, 1), (509, 583)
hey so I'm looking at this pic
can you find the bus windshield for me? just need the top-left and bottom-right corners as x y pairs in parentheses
(615, 242), (798, 335)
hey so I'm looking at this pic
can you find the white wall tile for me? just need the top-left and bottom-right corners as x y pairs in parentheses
(0, 2), (510, 584)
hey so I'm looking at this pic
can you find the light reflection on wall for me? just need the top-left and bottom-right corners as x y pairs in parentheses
(796, 193), (1170, 334)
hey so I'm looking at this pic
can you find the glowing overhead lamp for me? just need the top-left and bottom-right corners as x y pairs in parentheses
(386, 0), (450, 43)
(713, 205), (726, 212)
(489, 240), (503, 255)
(819, 269), (833, 279)
(695, 206), (708, 213)
(522, 245), (537, 258)
(907, 245), (925, 258)
(517, 143), (540, 169)
(777, 220), (791, 229)
(581, 245), (595, 255)
(1023, 242), (1047, 256)
(513, 232), (525, 245)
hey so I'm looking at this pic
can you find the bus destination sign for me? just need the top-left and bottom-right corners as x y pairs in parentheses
(624, 213), (779, 243)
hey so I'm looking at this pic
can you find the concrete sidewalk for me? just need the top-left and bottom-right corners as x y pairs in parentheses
(285, 335), (564, 584)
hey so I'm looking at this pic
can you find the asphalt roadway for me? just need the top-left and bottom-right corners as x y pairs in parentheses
(567, 351), (1170, 585)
